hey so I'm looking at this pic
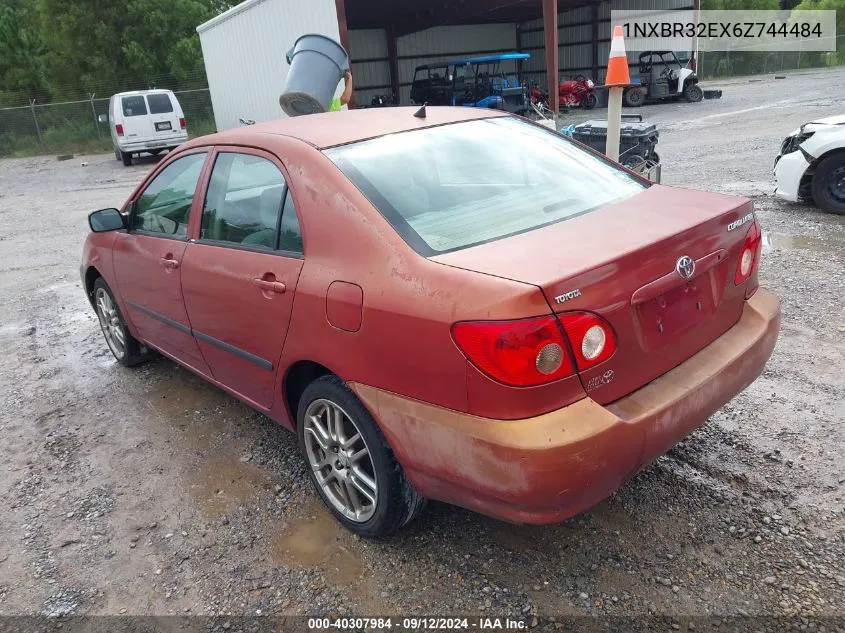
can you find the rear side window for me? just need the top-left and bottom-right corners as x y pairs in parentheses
(147, 93), (174, 114)
(122, 96), (147, 117)
(325, 117), (646, 255)
(201, 152), (289, 251)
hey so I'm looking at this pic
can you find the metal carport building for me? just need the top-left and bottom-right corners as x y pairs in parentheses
(197, 0), (696, 130)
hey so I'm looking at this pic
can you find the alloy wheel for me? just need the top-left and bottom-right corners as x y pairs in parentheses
(95, 287), (126, 360)
(302, 398), (378, 522)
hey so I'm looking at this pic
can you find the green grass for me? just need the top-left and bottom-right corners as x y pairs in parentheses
(188, 118), (218, 139)
(1, 117), (218, 158)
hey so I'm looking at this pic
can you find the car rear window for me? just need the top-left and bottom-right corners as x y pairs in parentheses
(121, 96), (147, 117)
(325, 117), (647, 255)
(147, 93), (174, 114)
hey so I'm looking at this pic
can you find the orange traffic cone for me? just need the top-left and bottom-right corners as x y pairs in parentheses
(605, 25), (631, 87)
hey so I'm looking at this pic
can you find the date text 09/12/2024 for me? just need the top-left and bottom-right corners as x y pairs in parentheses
(307, 617), (528, 630)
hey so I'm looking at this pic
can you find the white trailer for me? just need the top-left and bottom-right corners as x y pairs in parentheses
(197, 0), (345, 132)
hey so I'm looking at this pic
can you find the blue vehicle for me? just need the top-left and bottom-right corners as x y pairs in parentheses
(410, 53), (531, 113)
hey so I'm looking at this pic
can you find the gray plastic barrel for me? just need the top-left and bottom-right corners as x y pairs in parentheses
(279, 34), (350, 117)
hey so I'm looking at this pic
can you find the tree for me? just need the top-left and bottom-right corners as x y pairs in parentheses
(0, 2), (49, 104)
(25, 0), (232, 100)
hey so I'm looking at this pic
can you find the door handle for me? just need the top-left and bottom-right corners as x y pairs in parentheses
(252, 278), (286, 294)
(160, 257), (180, 270)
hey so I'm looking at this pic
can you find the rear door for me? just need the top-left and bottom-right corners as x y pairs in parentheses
(145, 92), (183, 142)
(112, 150), (212, 373)
(119, 95), (155, 142)
(180, 148), (305, 409)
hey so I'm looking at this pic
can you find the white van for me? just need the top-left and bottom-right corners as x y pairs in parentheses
(105, 90), (189, 166)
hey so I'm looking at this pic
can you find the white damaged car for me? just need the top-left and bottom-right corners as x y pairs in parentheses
(774, 114), (845, 215)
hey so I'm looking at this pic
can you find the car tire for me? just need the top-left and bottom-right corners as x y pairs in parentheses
(811, 153), (845, 215)
(121, 151), (132, 166)
(297, 375), (426, 538)
(624, 88), (646, 107)
(114, 147), (121, 161)
(683, 83), (704, 103)
(92, 278), (155, 367)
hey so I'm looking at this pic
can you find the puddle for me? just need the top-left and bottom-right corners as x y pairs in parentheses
(274, 504), (366, 586)
(762, 232), (842, 254)
(188, 449), (272, 518)
(145, 376), (273, 517)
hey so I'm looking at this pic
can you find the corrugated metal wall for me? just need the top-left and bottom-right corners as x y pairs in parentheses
(519, 0), (692, 86)
(198, 0), (695, 125)
(349, 24), (518, 106)
(349, 29), (391, 106)
(197, 0), (341, 131)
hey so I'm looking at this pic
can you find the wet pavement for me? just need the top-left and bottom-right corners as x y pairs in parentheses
(0, 68), (843, 625)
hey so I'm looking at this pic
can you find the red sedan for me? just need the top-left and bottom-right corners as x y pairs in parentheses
(81, 107), (780, 538)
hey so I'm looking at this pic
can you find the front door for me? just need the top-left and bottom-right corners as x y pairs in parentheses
(180, 149), (305, 409)
(112, 150), (211, 373)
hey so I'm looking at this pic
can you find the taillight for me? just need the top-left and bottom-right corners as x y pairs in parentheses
(115, 124), (124, 136)
(179, 118), (187, 129)
(735, 220), (762, 285)
(558, 312), (617, 371)
(452, 316), (574, 387)
(451, 311), (618, 386)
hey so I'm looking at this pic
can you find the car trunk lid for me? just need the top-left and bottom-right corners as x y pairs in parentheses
(431, 185), (756, 404)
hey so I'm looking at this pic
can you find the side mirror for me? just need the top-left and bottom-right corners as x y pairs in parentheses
(98, 114), (108, 124)
(89, 208), (125, 233)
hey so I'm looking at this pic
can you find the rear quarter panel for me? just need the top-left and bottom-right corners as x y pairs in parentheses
(264, 137), (563, 427)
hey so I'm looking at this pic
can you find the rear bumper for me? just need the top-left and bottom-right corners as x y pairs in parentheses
(351, 289), (780, 525)
(117, 134), (187, 153)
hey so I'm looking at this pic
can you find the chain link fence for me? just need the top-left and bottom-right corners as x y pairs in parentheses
(0, 88), (215, 158)
(698, 34), (845, 79)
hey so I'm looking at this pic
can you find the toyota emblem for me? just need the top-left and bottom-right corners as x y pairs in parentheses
(676, 255), (696, 280)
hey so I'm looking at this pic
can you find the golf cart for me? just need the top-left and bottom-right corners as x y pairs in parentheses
(409, 63), (452, 106)
(410, 53), (532, 113)
(624, 51), (702, 107)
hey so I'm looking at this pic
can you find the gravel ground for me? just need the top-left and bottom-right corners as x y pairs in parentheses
(0, 68), (843, 631)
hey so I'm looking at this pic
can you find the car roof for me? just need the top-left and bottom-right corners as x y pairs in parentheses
(193, 106), (511, 151)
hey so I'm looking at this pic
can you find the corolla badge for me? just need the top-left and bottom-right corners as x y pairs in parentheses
(675, 255), (696, 280)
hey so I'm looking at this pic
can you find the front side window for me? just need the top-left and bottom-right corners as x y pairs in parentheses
(325, 117), (646, 255)
(146, 93), (174, 114)
(201, 152), (288, 250)
(134, 153), (207, 237)
(122, 96), (147, 117)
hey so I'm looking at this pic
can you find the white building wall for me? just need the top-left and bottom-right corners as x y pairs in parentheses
(197, 0), (341, 131)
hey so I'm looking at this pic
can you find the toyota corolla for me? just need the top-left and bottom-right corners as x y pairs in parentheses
(81, 107), (780, 538)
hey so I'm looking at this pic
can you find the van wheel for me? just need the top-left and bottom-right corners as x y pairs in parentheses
(114, 147), (121, 161)
(297, 375), (426, 538)
(121, 151), (132, 166)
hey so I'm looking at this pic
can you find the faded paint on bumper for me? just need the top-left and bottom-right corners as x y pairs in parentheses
(350, 289), (781, 525)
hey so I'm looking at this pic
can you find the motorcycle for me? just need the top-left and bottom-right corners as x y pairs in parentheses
(558, 75), (597, 110)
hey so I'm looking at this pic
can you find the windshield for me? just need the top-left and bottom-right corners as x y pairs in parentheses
(325, 117), (647, 255)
